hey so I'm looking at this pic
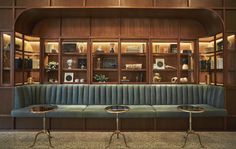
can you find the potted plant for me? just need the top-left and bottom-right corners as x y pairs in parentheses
(94, 74), (109, 83)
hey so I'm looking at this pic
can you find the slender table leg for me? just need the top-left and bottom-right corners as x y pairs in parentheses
(182, 112), (204, 148)
(106, 113), (129, 148)
(30, 113), (54, 148)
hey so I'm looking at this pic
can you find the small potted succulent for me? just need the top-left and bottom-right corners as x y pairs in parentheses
(94, 74), (109, 83)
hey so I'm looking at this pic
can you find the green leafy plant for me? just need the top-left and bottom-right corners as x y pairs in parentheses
(45, 61), (58, 72)
(94, 74), (109, 82)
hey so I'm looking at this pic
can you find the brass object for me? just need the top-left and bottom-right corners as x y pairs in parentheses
(105, 105), (130, 148)
(30, 105), (57, 148)
(177, 105), (205, 148)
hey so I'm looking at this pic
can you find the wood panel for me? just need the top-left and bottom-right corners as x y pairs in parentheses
(226, 86), (236, 115)
(0, 117), (13, 129)
(156, 0), (187, 7)
(62, 18), (90, 37)
(15, 8), (25, 20)
(226, 10), (236, 31)
(180, 20), (206, 39)
(86, 0), (119, 6)
(15, 117), (46, 129)
(0, 87), (13, 114)
(214, 9), (223, 19)
(190, 0), (223, 7)
(15, 0), (48, 7)
(91, 18), (120, 37)
(157, 118), (188, 130)
(85, 118), (116, 130)
(193, 117), (225, 130)
(227, 116), (236, 130)
(51, 118), (85, 130)
(0, 0), (13, 6)
(0, 9), (13, 30)
(121, 118), (154, 131)
(32, 18), (60, 38)
(121, 18), (150, 37)
(51, 0), (84, 6)
(151, 19), (179, 38)
(225, 0), (236, 7)
(120, 0), (153, 7)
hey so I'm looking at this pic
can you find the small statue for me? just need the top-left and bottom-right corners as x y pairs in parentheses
(153, 73), (161, 82)
(110, 43), (115, 53)
(66, 59), (73, 69)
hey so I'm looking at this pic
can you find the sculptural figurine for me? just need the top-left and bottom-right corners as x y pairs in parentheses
(66, 59), (73, 69)
(153, 73), (161, 82)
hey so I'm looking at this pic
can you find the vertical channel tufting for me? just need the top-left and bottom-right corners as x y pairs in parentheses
(155, 85), (161, 105)
(100, 85), (106, 104)
(166, 85), (172, 104)
(177, 85), (182, 104)
(40, 85), (46, 104)
(187, 85), (193, 104)
(111, 85), (117, 105)
(171, 85), (177, 105)
(192, 85), (198, 104)
(150, 85), (156, 105)
(139, 85), (145, 105)
(198, 85), (203, 104)
(23, 86), (30, 106)
(72, 85), (77, 104)
(83, 85), (89, 105)
(117, 85), (122, 105)
(50, 85), (55, 104)
(134, 85), (139, 105)
(45, 85), (50, 104)
(78, 85), (82, 104)
(55, 85), (61, 104)
(128, 85), (134, 105)
(160, 85), (166, 105)
(182, 85), (187, 104)
(89, 85), (94, 105)
(106, 85), (111, 105)
(122, 85), (128, 105)
(61, 85), (66, 104)
(66, 85), (72, 104)
(145, 85), (150, 105)
(94, 85), (100, 104)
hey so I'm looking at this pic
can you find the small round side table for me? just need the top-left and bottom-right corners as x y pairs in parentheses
(105, 105), (130, 148)
(177, 105), (205, 148)
(30, 105), (57, 148)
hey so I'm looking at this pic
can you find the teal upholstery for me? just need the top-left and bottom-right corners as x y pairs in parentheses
(12, 84), (226, 118)
(152, 104), (227, 118)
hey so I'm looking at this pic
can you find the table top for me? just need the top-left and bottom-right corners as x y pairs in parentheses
(31, 105), (58, 113)
(105, 105), (130, 114)
(177, 105), (204, 113)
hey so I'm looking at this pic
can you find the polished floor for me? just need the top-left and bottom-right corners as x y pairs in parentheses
(0, 131), (235, 149)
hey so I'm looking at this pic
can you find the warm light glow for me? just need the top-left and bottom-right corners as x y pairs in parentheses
(227, 35), (235, 40)
(46, 42), (58, 45)
(15, 37), (22, 43)
(93, 42), (117, 45)
(25, 41), (40, 44)
(153, 42), (177, 45)
(121, 42), (146, 45)
(3, 34), (11, 39)
(216, 38), (223, 43)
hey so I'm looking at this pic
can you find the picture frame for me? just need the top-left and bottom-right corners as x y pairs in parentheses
(155, 58), (165, 69)
(64, 72), (74, 83)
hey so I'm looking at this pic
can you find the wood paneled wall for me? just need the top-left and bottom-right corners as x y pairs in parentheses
(31, 18), (206, 39)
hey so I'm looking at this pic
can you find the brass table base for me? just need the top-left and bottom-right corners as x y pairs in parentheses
(30, 129), (54, 148)
(182, 130), (204, 148)
(106, 130), (129, 148)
